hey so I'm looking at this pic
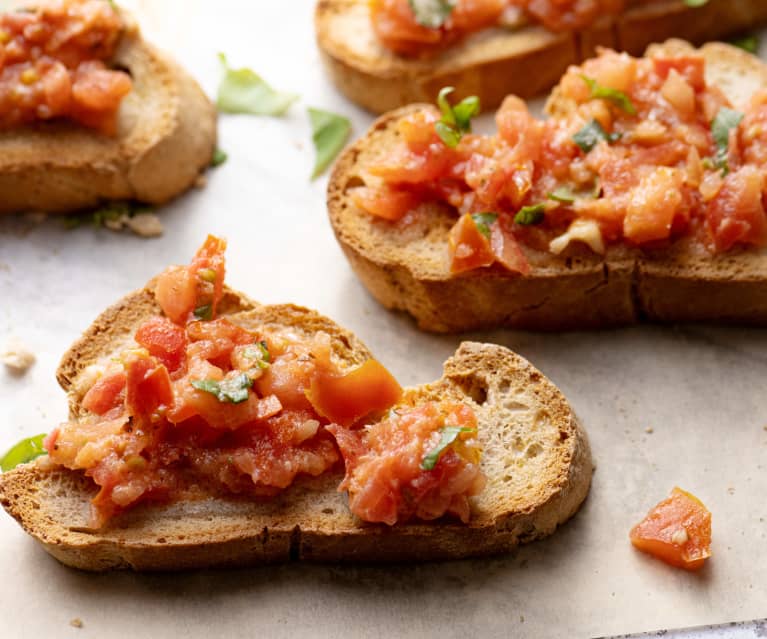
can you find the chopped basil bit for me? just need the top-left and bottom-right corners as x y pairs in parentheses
(243, 341), (271, 369)
(580, 75), (636, 116)
(193, 304), (213, 320)
(709, 107), (744, 175)
(63, 201), (152, 230)
(471, 212), (497, 238)
(309, 107), (352, 179)
(217, 53), (298, 116)
(573, 119), (621, 153)
(1, 434), (47, 472)
(408, 0), (456, 29)
(211, 148), (228, 167)
(435, 86), (480, 148)
(684, 0), (708, 6)
(421, 426), (476, 471)
(548, 187), (576, 204)
(192, 373), (253, 404)
(730, 33), (760, 54)
(514, 204), (546, 226)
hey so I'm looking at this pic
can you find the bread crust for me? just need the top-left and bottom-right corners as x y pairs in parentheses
(315, 0), (767, 113)
(0, 286), (591, 570)
(0, 19), (217, 214)
(327, 43), (767, 332)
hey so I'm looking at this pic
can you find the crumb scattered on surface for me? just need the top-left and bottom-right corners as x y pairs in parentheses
(645, 427), (654, 434)
(70, 618), (83, 629)
(519, 615), (525, 623)
(126, 212), (164, 238)
(194, 174), (208, 189)
(1, 337), (36, 374)
(727, 486), (735, 495)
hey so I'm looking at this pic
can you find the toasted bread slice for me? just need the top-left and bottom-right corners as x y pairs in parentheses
(0, 283), (591, 570)
(0, 16), (217, 214)
(327, 41), (767, 332)
(315, 0), (767, 114)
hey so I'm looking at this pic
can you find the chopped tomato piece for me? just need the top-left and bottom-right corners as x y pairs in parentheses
(623, 167), (684, 244)
(492, 219), (531, 275)
(653, 57), (706, 92)
(448, 213), (496, 273)
(630, 487), (712, 571)
(135, 316), (188, 373)
(306, 359), (403, 427)
(706, 166), (767, 252)
(351, 185), (421, 222)
(124, 355), (174, 420)
(81, 371), (126, 415)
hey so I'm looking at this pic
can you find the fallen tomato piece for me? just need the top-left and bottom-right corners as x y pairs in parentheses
(630, 487), (712, 571)
(306, 359), (402, 427)
(448, 213), (496, 273)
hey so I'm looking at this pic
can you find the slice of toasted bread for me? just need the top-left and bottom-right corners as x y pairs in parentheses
(315, 0), (767, 114)
(0, 283), (591, 570)
(0, 16), (217, 214)
(327, 41), (767, 332)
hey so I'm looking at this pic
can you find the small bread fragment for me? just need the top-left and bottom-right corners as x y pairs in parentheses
(315, 0), (767, 113)
(0, 284), (591, 570)
(0, 19), (217, 214)
(327, 41), (767, 332)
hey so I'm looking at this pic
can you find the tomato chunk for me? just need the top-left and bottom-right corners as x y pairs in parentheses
(448, 213), (496, 273)
(351, 185), (421, 222)
(135, 316), (188, 373)
(306, 359), (403, 427)
(630, 487), (712, 571)
(81, 371), (126, 415)
(124, 355), (174, 420)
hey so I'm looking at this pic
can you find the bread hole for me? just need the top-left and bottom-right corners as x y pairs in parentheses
(112, 64), (132, 78)
(512, 436), (525, 453)
(345, 175), (365, 190)
(454, 376), (488, 406)
(503, 399), (529, 412)
(526, 442), (542, 458)
(156, 537), (167, 544)
(503, 474), (513, 482)
(498, 379), (511, 394)
(321, 508), (334, 515)
(559, 430), (569, 441)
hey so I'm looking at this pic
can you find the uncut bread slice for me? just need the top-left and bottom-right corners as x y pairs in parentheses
(315, 0), (767, 114)
(0, 15), (217, 214)
(327, 41), (767, 332)
(0, 284), (591, 570)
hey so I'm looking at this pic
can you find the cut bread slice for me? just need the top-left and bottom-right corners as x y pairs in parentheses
(327, 41), (767, 332)
(0, 15), (217, 214)
(0, 283), (591, 570)
(315, 0), (767, 114)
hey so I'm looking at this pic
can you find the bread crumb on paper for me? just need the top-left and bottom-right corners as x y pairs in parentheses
(645, 427), (654, 434)
(125, 212), (164, 238)
(69, 618), (83, 629)
(1, 337), (36, 374)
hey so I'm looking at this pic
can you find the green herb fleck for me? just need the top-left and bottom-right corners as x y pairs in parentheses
(193, 304), (213, 321)
(573, 119), (621, 153)
(62, 202), (152, 230)
(192, 373), (253, 404)
(1, 434), (47, 472)
(471, 212), (497, 238)
(308, 107), (352, 179)
(548, 187), (576, 204)
(684, 0), (708, 6)
(514, 203), (546, 226)
(408, 0), (456, 29)
(580, 75), (636, 115)
(709, 107), (744, 175)
(435, 86), (480, 148)
(729, 33), (760, 54)
(421, 426), (476, 471)
(243, 341), (271, 369)
(216, 53), (298, 116)
(211, 148), (228, 168)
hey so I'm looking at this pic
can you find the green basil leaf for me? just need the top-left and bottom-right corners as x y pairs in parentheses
(191, 373), (253, 404)
(729, 34), (760, 54)
(548, 187), (576, 204)
(572, 119), (620, 153)
(421, 426), (476, 471)
(408, 0), (456, 29)
(217, 53), (298, 116)
(243, 341), (271, 370)
(435, 121), (461, 148)
(434, 86), (480, 147)
(309, 107), (352, 179)
(514, 204), (546, 226)
(193, 304), (213, 321)
(211, 148), (228, 168)
(580, 75), (636, 115)
(710, 107), (744, 175)
(437, 86), (457, 126)
(1, 434), (47, 472)
(471, 212), (497, 238)
(684, 0), (708, 6)
(452, 95), (480, 131)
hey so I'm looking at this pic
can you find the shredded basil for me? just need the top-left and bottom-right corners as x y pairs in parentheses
(573, 119), (621, 153)
(435, 87), (480, 148)
(216, 53), (298, 116)
(193, 304), (213, 321)
(684, 0), (708, 6)
(408, 0), (456, 29)
(580, 75), (636, 116)
(1, 434), (47, 472)
(470, 212), (497, 238)
(548, 187), (576, 204)
(421, 426), (476, 471)
(514, 204), (546, 226)
(243, 341), (271, 370)
(191, 373), (253, 404)
(308, 107), (352, 179)
(211, 148), (228, 168)
(709, 107), (744, 175)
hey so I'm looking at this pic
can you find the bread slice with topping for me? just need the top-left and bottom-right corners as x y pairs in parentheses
(327, 41), (767, 332)
(0, 12), (217, 214)
(315, 0), (767, 114)
(0, 282), (591, 570)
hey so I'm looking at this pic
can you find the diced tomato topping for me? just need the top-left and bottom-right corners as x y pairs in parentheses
(351, 185), (422, 222)
(124, 354), (174, 420)
(328, 401), (485, 525)
(448, 213), (496, 273)
(623, 167), (685, 245)
(306, 359), (403, 427)
(135, 316), (188, 374)
(652, 57), (706, 92)
(81, 371), (126, 415)
(630, 487), (712, 571)
(706, 166), (767, 252)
